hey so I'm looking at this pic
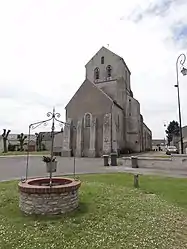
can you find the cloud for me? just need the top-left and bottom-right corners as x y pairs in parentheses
(126, 0), (187, 51)
(171, 23), (187, 48)
(140, 0), (177, 17)
(128, 0), (185, 22)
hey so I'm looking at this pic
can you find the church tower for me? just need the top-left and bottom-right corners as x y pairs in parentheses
(85, 46), (132, 109)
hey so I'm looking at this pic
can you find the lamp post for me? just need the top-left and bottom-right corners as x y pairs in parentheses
(175, 54), (187, 154)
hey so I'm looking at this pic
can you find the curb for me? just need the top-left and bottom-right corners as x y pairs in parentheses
(0, 155), (49, 158)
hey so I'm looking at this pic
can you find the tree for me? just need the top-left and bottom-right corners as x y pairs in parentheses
(17, 133), (27, 151)
(165, 120), (180, 145)
(166, 133), (173, 146)
(2, 129), (11, 153)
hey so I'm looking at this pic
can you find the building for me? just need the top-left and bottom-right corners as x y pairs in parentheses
(177, 126), (187, 153)
(62, 46), (152, 157)
(0, 134), (36, 152)
(0, 131), (62, 153)
(7, 134), (36, 151)
(37, 132), (52, 151)
(152, 139), (166, 151)
(37, 131), (62, 152)
(53, 131), (63, 156)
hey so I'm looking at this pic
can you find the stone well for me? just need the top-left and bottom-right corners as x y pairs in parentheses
(18, 177), (81, 215)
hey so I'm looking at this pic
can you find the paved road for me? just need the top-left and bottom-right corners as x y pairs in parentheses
(0, 156), (124, 181)
(0, 154), (187, 182)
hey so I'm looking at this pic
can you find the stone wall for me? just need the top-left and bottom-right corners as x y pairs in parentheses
(76, 118), (83, 157)
(19, 191), (79, 215)
(54, 132), (63, 154)
(126, 96), (141, 152)
(142, 123), (152, 151)
(103, 113), (112, 154)
(112, 104), (125, 153)
(89, 117), (96, 157)
(123, 155), (187, 171)
(62, 119), (72, 157)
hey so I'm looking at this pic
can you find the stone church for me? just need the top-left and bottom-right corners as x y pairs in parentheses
(62, 47), (152, 157)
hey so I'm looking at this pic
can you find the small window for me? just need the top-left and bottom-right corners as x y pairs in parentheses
(101, 56), (104, 64)
(106, 65), (112, 77)
(85, 113), (91, 127)
(94, 67), (100, 80)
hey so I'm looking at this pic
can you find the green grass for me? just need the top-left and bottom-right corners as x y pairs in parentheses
(0, 151), (50, 156)
(1, 173), (187, 248)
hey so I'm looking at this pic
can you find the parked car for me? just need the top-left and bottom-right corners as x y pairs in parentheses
(166, 146), (179, 155)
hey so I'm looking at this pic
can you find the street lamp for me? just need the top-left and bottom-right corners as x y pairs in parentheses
(175, 53), (187, 154)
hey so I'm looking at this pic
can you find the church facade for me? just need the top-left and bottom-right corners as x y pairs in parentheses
(62, 47), (152, 157)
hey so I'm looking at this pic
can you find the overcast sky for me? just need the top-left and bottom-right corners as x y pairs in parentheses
(0, 0), (187, 138)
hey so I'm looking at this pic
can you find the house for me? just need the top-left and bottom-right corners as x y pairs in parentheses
(152, 139), (166, 151)
(53, 131), (63, 156)
(7, 134), (36, 151)
(37, 131), (62, 151)
(36, 132), (52, 151)
(62, 46), (152, 157)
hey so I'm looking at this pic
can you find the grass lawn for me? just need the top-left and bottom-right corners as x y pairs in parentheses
(1, 173), (187, 249)
(0, 151), (50, 156)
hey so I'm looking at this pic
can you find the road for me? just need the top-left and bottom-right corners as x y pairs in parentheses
(0, 153), (187, 182)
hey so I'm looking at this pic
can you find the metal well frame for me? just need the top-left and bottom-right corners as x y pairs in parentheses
(25, 107), (76, 186)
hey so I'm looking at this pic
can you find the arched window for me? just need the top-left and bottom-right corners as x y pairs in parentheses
(101, 56), (104, 64)
(85, 113), (91, 127)
(94, 67), (100, 80)
(106, 65), (112, 77)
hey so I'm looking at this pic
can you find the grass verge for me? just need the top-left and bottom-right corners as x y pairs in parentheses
(0, 151), (50, 156)
(0, 173), (187, 248)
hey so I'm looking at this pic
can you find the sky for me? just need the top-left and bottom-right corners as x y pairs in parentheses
(0, 0), (187, 139)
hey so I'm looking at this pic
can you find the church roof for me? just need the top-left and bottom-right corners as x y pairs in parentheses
(65, 79), (124, 111)
(65, 79), (113, 109)
(85, 46), (131, 74)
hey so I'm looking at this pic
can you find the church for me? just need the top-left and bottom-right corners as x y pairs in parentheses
(62, 47), (152, 157)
